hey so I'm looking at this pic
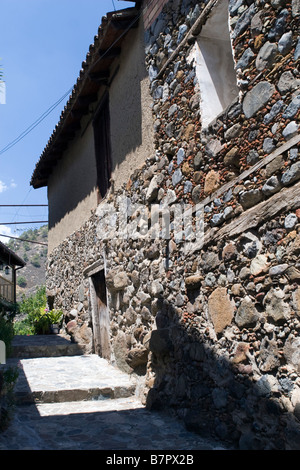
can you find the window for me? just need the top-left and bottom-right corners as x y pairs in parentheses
(188, 0), (239, 129)
(93, 94), (112, 202)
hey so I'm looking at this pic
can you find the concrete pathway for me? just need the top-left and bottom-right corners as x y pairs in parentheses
(0, 335), (228, 451)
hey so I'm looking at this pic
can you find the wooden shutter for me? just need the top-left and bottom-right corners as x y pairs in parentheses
(93, 94), (112, 201)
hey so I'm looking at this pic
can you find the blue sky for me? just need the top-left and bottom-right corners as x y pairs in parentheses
(0, 0), (135, 243)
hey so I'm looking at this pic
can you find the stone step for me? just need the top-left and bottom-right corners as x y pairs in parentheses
(11, 334), (84, 359)
(7, 355), (137, 405)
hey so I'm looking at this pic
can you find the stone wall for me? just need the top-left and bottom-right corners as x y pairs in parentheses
(142, 0), (170, 30)
(47, 0), (300, 450)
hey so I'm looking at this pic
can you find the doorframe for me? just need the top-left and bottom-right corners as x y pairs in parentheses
(84, 261), (111, 360)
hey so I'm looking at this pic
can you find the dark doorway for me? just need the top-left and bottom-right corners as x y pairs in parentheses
(93, 94), (112, 202)
(90, 270), (111, 360)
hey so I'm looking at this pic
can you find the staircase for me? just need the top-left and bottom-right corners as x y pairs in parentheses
(0, 335), (228, 450)
(9, 335), (137, 405)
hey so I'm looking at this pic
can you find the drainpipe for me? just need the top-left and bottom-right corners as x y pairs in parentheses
(13, 266), (24, 304)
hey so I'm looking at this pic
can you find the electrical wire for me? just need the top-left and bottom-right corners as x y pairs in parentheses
(0, 6), (141, 159)
(0, 205), (48, 207)
(0, 87), (73, 156)
(0, 221), (48, 225)
(0, 2), (142, 246)
(0, 233), (47, 246)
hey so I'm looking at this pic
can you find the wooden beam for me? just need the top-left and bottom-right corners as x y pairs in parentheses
(98, 47), (121, 59)
(71, 108), (89, 120)
(187, 180), (300, 254)
(59, 132), (76, 142)
(191, 134), (300, 215)
(111, 15), (139, 30)
(77, 93), (98, 107)
(88, 71), (109, 83)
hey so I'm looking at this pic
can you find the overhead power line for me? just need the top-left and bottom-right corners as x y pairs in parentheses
(0, 233), (48, 246)
(0, 221), (48, 225)
(0, 205), (48, 207)
(0, 88), (73, 156)
(0, 8), (141, 158)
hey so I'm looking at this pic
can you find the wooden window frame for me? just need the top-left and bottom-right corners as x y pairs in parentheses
(93, 93), (112, 203)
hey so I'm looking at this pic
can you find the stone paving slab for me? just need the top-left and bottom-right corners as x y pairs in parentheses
(0, 335), (230, 451)
(8, 354), (137, 404)
(11, 334), (84, 358)
(0, 396), (227, 450)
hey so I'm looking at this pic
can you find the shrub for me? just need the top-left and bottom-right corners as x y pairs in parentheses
(17, 276), (27, 288)
(30, 254), (41, 268)
(18, 287), (62, 335)
(33, 308), (63, 335)
(13, 319), (34, 336)
(18, 286), (46, 320)
(0, 366), (19, 432)
(23, 241), (30, 252)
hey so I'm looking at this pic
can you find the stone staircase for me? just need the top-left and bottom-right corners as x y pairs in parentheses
(10, 334), (84, 359)
(8, 335), (137, 406)
(0, 334), (228, 450)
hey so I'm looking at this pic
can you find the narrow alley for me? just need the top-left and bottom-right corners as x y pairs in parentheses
(0, 335), (228, 451)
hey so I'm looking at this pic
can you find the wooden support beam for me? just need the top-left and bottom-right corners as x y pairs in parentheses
(77, 93), (98, 107)
(187, 180), (300, 255)
(111, 15), (139, 30)
(71, 108), (89, 120)
(88, 71), (110, 83)
(59, 132), (75, 142)
(98, 47), (121, 59)
(191, 134), (300, 215)
(51, 142), (68, 154)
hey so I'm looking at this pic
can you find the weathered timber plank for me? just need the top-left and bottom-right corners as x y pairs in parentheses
(193, 134), (300, 213)
(188, 180), (300, 254)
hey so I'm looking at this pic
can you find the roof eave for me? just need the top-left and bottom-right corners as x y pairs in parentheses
(0, 241), (26, 268)
(30, 6), (141, 189)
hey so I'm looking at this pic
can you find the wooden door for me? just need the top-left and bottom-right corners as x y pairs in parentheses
(89, 270), (111, 360)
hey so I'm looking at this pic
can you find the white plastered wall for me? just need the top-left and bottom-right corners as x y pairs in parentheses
(188, 0), (239, 129)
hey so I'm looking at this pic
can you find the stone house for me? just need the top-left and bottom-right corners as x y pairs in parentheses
(31, 0), (300, 449)
(0, 241), (25, 307)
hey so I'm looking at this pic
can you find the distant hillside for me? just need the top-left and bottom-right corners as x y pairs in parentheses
(6, 225), (48, 301)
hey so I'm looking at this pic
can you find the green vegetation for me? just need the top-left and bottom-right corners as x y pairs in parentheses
(6, 225), (48, 250)
(14, 286), (63, 335)
(30, 253), (41, 268)
(0, 299), (19, 432)
(6, 226), (48, 284)
(39, 225), (48, 239)
(32, 307), (63, 335)
(0, 291), (19, 431)
(0, 366), (19, 432)
(13, 319), (34, 336)
(17, 276), (27, 288)
(23, 241), (30, 252)
(18, 285), (46, 317)
(14, 285), (46, 335)
(0, 298), (18, 324)
(0, 225), (49, 432)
